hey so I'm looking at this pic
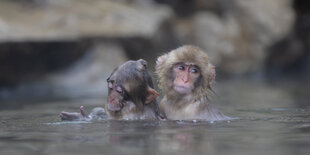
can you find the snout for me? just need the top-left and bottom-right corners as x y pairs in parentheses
(107, 103), (122, 112)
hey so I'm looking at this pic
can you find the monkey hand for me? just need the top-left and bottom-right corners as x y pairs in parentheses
(59, 106), (89, 121)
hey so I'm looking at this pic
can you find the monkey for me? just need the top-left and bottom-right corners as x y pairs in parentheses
(155, 45), (230, 121)
(104, 59), (163, 120)
(60, 59), (163, 121)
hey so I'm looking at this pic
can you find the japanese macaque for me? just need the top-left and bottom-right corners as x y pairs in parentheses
(156, 45), (230, 121)
(60, 59), (163, 121)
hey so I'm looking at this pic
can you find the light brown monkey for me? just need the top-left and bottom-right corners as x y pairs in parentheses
(156, 45), (230, 121)
(60, 59), (163, 121)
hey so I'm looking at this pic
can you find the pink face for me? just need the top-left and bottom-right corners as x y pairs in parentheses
(172, 63), (201, 94)
(107, 81), (126, 112)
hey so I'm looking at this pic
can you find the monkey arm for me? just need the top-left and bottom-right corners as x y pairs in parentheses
(59, 106), (89, 121)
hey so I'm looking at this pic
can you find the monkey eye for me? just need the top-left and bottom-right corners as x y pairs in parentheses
(107, 80), (114, 89)
(108, 82), (113, 89)
(190, 68), (199, 73)
(189, 66), (200, 74)
(116, 86), (123, 93)
(115, 86), (130, 101)
(176, 65), (185, 71)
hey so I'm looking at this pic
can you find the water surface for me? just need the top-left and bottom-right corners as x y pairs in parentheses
(1, 80), (310, 155)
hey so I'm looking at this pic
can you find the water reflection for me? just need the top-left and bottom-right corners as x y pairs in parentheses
(1, 80), (310, 155)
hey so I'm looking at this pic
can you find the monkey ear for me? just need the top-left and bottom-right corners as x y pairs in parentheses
(209, 65), (216, 85)
(155, 54), (167, 70)
(137, 59), (147, 71)
(145, 87), (160, 104)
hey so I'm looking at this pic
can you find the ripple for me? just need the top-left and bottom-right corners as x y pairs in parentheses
(44, 121), (90, 125)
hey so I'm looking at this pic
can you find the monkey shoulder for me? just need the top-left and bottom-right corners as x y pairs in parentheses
(197, 104), (231, 121)
(160, 98), (230, 121)
(159, 99), (199, 120)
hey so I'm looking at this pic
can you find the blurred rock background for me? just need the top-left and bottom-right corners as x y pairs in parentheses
(0, 0), (309, 101)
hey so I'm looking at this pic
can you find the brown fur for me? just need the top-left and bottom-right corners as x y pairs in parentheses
(156, 45), (230, 120)
(105, 59), (161, 120)
(60, 59), (163, 121)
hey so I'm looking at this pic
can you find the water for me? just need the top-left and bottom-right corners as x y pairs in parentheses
(1, 80), (310, 155)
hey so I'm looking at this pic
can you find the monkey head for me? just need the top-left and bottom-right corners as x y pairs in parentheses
(106, 59), (159, 117)
(156, 45), (215, 99)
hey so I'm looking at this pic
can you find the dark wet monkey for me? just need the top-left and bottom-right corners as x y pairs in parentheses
(60, 59), (164, 120)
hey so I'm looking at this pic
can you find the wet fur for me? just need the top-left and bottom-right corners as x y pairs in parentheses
(156, 45), (230, 121)
(106, 59), (161, 120)
(60, 59), (162, 121)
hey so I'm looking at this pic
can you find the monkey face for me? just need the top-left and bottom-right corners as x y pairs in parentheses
(106, 59), (159, 114)
(106, 79), (129, 112)
(172, 62), (201, 94)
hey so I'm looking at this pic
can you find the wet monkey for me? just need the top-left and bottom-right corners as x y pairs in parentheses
(156, 45), (230, 121)
(104, 59), (162, 120)
(60, 59), (163, 121)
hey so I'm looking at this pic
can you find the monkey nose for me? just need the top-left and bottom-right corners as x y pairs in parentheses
(182, 79), (189, 83)
(182, 75), (190, 83)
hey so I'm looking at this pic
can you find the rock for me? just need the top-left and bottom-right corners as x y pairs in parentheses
(0, 0), (173, 100)
(0, 42), (128, 99)
(154, 0), (218, 16)
(265, 0), (310, 80)
(0, 0), (172, 42)
(0, 0), (301, 100)
(0, 41), (89, 87)
(172, 0), (295, 76)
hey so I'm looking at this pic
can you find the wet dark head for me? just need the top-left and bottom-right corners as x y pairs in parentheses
(106, 59), (154, 112)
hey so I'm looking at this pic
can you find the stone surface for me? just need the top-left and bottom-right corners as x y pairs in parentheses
(0, 0), (172, 99)
(0, 0), (306, 100)
(0, 42), (128, 99)
(0, 0), (171, 42)
(171, 0), (295, 76)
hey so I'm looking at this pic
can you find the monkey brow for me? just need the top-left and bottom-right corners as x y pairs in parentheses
(174, 62), (198, 68)
(106, 78), (114, 83)
(174, 62), (186, 66)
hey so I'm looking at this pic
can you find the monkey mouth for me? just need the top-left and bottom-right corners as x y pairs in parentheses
(108, 103), (122, 112)
(173, 85), (192, 94)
